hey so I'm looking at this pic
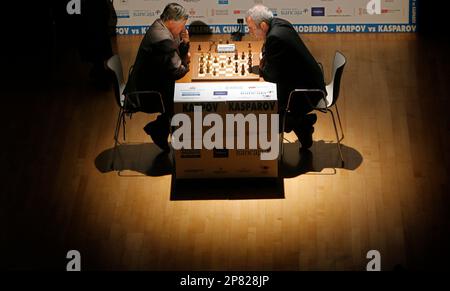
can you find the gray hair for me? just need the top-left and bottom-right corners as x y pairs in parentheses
(160, 3), (189, 22)
(246, 5), (274, 26)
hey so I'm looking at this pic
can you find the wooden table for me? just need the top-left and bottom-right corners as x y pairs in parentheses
(173, 41), (279, 179)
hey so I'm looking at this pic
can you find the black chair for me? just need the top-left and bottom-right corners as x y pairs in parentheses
(106, 54), (165, 170)
(282, 51), (347, 167)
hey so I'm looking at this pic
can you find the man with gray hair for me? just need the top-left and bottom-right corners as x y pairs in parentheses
(246, 5), (325, 150)
(124, 3), (190, 152)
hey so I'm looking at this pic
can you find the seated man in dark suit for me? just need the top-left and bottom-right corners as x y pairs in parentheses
(124, 3), (190, 152)
(246, 5), (325, 150)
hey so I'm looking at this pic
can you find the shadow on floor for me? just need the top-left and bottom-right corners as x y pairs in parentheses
(280, 140), (363, 178)
(170, 177), (285, 200)
(95, 143), (173, 177)
(95, 140), (363, 200)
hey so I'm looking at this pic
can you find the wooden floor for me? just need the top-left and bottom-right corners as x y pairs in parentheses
(1, 32), (450, 270)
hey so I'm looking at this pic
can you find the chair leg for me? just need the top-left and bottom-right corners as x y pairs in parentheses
(329, 109), (344, 167)
(334, 104), (344, 142)
(280, 112), (288, 164)
(280, 132), (285, 164)
(115, 108), (124, 141)
(122, 112), (127, 142)
(111, 108), (124, 170)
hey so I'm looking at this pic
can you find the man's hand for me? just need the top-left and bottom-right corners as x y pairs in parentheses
(259, 56), (265, 70)
(258, 55), (266, 77)
(181, 28), (190, 44)
(186, 52), (191, 64)
(183, 52), (191, 65)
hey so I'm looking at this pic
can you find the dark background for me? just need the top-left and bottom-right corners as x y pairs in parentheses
(1, 0), (449, 271)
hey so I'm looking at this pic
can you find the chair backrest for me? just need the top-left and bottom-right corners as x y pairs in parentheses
(328, 51), (346, 106)
(106, 55), (126, 107)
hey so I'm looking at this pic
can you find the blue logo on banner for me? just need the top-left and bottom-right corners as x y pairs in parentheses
(117, 10), (130, 19)
(182, 92), (201, 96)
(116, 22), (416, 35)
(218, 0), (228, 4)
(214, 91), (228, 96)
(311, 7), (325, 17)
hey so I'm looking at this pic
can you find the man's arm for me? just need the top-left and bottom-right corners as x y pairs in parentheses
(179, 42), (190, 57)
(259, 35), (285, 83)
(179, 28), (190, 57)
(158, 39), (190, 80)
(179, 41), (191, 66)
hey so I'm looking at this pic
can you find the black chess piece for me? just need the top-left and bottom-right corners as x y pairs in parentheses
(241, 51), (245, 60)
(199, 65), (204, 74)
(198, 44), (201, 51)
(221, 62), (224, 68)
(228, 57), (232, 65)
(214, 57), (218, 63)
(248, 43), (251, 48)
(234, 51), (238, 60)
(241, 64), (245, 75)
(209, 40), (215, 52)
(213, 68), (217, 76)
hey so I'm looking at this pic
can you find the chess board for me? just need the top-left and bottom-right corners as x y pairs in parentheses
(191, 51), (260, 81)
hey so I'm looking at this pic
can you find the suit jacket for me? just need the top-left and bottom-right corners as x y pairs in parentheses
(259, 18), (325, 113)
(124, 19), (190, 114)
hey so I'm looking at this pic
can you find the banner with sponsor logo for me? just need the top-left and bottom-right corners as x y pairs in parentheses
(114, 0), (417, 35)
